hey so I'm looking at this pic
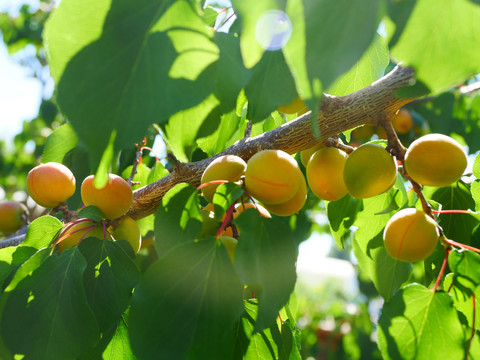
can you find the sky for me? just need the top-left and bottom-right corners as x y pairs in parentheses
(0, 0), (354, 291)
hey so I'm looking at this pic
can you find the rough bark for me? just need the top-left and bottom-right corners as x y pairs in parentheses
(127, 65), (416, 220)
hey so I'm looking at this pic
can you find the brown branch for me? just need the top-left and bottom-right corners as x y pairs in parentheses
(127, 65), (416, 220)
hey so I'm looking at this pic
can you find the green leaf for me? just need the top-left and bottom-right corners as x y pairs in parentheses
(235, 210), (298, 331)
(147, 161), (169, 184)
(327, 194), (361, 248)
(1, 248), (99, 360)
(79, 238), (140, 333)
(448, 250), (480, 296)
(203, 6), (219, 27)
(473, 151), (480, 179)
(129, 239), (244, 359)
(212, 182), (245, 221)
(103, 314), (138, 360)
(389, 0), (480, 93)
(245, 50), (298, 122)
(444, 273), (480, 330)
(46, 0), (219, 168)
(423, 182), (478, 244)
(78, 205), (105, 222)
(378, 284), (465, 360)
(230, 0), (278, 68)
(122, 163), (151, 190)
(352, 192), (412, 300)
(42, 123), (79, 163)
(154, 183), (202, 256)
(327, 35), (389, 96)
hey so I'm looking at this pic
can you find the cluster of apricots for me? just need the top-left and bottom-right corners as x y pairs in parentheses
(0, 162), (142, 252)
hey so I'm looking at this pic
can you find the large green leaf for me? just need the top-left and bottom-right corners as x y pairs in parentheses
(235, 210), (298, 331)
(378, 284), (465, 360)
(327, 194), (362, 248)
(448, 250), (480, 296)
(444, 274), (480, 331)
(0, 248), (99, 360)
(154, 183), (202, 256)
(353, 192), (412, 301)
(79, 238), (140, 333)
(128, 239), (244, 359)
(45, 0), (219, 168)
(42, 123), (79, 163)
(103, 314), (137, 360)
(389, 0), (480, 93)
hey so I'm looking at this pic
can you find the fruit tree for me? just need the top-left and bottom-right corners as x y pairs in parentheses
(1, 0), (480, 359)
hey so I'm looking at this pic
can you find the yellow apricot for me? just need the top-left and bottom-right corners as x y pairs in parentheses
(277, 97), (308, 114)
(81, 174), (133, 220)
(263, 176), (307, 216)
(383, 208), (439, 262)
(201, 155), (247, 203)
(300, 143), (325, 167)
(109, 216), (141, 253)
(26, 162), (76, 208)
(57, 219), (104, 251)
(343, 144), (397, 199)
(219, 235), (238, 262)
(0, 201), (28, 235)
(392, 109), (413, 134)
(307, 147), (348, 201)
(404, 134), (467, 187)
(351, 124), (376, 141)
(244, 150), (303, 205)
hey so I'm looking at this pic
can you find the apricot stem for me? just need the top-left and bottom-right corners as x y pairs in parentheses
(197, 180), (229, 190)
(216, 202), (238, 238)
(432, 248), (450, 293)
(444, 238), (480, 255)
(431, 209), (471, 215)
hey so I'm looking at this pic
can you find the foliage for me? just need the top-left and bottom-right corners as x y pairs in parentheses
(1, 0), (480, 359)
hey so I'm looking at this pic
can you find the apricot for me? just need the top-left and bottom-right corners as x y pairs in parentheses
(219, 235), (238, 262)
(26, 162), (76, 208)
(109, 216), (141, 253)
(392, 109), (413, 134)
(277, 97), (308, 114)
(351, 125), (375, 141)
(263, 175), (307, 216)
(300, 143), (325, 167)
(57, 219), (104, 251)
(404, 134), (467, 187)
(244, 150), (303, 205)
(0, 201), (28, 235)
(383, 208), (439, 262)
(81, 174), (133, 220)
(307, 147), (348, 201)
(343, 144), (397, 199)
(201, 155), (247, 203)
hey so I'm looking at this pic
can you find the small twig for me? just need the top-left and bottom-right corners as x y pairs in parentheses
(244, 121), (253, 139)
(0, 225), (28, 248)
(127, 140), (145, 186)
(325, 136), (355, 154)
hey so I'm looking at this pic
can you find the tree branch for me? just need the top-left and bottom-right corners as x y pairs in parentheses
(127, 65), (416, 220)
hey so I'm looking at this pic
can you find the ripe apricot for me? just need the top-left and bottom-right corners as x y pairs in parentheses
(404, 134), (467, 187)
(81, 174), (133, 220)
(392, 109), (413, 134)
(57, 219), (104, 251)
(343, 144), (397, 199)
(277, 97), (308, 114)
(263, 175), (307, 216)
(219, 235), (238, 262)
(201, 155), (247, 203)
(26, 162), (76, 208)
(307, 147), (348, 201)
(0, 201), (28, 235)
(351, 125), (375, 141)
(300, 143), (325, 167)
(383, 208), (439, 262)
(244, 150), (303, 205)
(109, 216), (141, 253)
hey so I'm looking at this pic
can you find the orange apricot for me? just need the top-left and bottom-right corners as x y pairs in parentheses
(392, 109), (413, 134)
(277, 97), (308, 114)
(109, 216), (141, 253)
(201, 155), (247, 203)
(81, 174), (133, 220)
(263, 175), (307, 216)
(351, 125), (376, 141)
(244, 150), (303, 205)
(26, 162), (76, 208)
(404, 134), (467, 187)
(343, 144), (397, 199)
(57, 219), (104, 251)
(0, 201), (28, 235)
(383, 208), (439, 262)
(307, 147), (348, 201)
(300, 143), (325, 167)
